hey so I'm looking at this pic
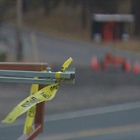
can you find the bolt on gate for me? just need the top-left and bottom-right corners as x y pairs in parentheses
(0, 60), (75, 140)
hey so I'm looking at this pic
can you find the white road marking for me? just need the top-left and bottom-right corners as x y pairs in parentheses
(1, 101), (140, 128)
(39, 124), (140, 140)
(44, 101), (140, 122)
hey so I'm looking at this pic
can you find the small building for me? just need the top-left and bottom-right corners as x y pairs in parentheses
(91, 14), (134, 42)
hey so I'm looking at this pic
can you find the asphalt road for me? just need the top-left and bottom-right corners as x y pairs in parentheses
(40, 102), (140, 140)
(0, 23), (140, 67)
(1, 102), (140, 139)
(0, 24), (140, 140)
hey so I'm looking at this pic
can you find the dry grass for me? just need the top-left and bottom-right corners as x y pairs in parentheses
(11, 5), (140, 53)
(113, 39), (140, 52)
(23, 6), (91, 42)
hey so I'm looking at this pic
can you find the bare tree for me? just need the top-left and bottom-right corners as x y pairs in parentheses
(16, 0), (23, 61)
(81, 0), (88, 29)
(132, 0), (140, 36)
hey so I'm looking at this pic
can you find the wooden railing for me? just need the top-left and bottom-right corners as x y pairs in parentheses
(0, 62), (75, 140)
(0, 62), (47, 140)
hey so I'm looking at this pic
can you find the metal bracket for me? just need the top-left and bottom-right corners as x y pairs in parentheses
(0, 68), (75, 85)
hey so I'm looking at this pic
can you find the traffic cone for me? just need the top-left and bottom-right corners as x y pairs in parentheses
(91, 56), (99, 70)
(133, 61), (140, 74)
(123, 59), (131, 72)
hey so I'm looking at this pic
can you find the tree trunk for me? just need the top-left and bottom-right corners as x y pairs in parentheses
(43, 0), (50, 15)
(132, 0), (140, 36)
(22, 0), (28, 13)
(17, 0), (23, 61)
(81, 0), (87, 30)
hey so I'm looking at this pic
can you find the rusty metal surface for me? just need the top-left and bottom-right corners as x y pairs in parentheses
(0, 62), (47, 71)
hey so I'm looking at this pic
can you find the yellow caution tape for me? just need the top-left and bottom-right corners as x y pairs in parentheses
(2, 83), (59, 124)
(23, 80), (39, 134)
(55, 72), (61, 79)
(2, 57), (73, 124)
(24, 71), (46, 134)
(61, 57), (73, 72)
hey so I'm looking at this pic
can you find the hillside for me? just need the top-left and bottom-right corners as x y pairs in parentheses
(10, 4), (140, 53)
